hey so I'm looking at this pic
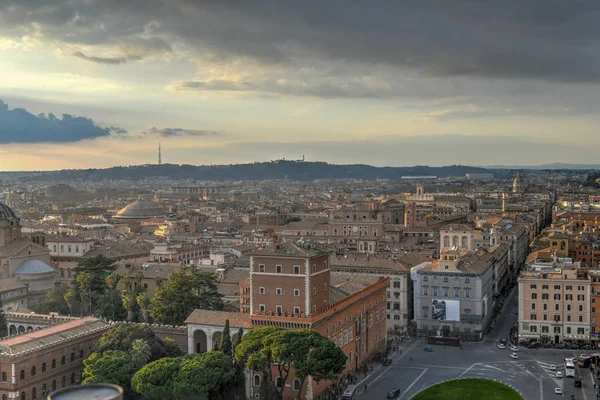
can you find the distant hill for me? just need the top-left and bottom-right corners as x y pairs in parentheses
(0, 161), (494, 182)
(484, 163), (600, 170)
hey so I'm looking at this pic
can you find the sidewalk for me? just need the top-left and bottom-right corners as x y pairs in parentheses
(355, 337), (422, 395)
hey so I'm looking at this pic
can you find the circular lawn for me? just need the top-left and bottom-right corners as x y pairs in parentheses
(412, 378), (523, 400)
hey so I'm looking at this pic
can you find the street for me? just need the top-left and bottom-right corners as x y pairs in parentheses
(359, 289), (598, 399)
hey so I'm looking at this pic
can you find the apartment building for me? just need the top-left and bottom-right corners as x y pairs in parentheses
(518, 255), (591, 344)
(412, 244), (509, 340)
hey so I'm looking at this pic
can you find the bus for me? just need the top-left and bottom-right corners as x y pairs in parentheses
(427, 336), (460, 347)
(565, 358), (576, 377)
(341, 385), (357, 400)
(578, 354), (599, 368)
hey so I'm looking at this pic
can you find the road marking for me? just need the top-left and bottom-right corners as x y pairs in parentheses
(399, 368), (428, 400)
(539, 375), (544, 400)
(409, 364), (465, 370)
(459, 363), (478, 377)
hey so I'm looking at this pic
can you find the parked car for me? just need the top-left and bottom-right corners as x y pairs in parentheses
(423, 346), (433, 352)
(556, 343), (566, 349)
(510, 352), (519, 359)
(387, 388), (401, 399)
(543, 342), (554, 348)
(569, 344), (580, 350)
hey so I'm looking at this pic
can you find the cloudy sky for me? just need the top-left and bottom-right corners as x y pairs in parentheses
(1, 1), (600, 170)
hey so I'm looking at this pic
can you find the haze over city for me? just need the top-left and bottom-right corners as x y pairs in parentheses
(3, 1), (600, 170)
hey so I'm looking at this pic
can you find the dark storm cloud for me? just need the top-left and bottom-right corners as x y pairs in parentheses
(140, 127), (219, 137)
(2, 1), (600, 83)
(0, 100), (125, 144)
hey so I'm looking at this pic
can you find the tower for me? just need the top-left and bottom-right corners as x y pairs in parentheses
(158, 143), (162, 165)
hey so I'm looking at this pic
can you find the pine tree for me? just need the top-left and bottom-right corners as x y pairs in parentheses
(232, 327), (244, 352)
(220, 319), (232, 356)
(0, 297), (7, 338)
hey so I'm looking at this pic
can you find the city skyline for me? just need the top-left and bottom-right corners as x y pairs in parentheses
(2, 1), (600, 170)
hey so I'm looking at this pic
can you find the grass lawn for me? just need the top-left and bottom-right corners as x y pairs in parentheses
(413, 378), (523, 400)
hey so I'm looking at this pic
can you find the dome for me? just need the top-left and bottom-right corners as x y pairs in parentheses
(0, 202), (17, 221)
(14, 259), (55, 275)
(115, 200), (166, 219)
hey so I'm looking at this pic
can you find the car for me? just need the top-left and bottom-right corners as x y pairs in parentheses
(510, 352), (519, 359)
(387, 388), (401, 399)
(556, 343), (566, 349)
(423, 346), (433, 352)
(549, 364), (556, 370)
(556, 371), (563, 378)
(497, 343), (506, 349)
(544, 342), (554, 348)
(554, 387), (562, 395)
(383, 359), (392, 366)
(509, 345), (518, 352)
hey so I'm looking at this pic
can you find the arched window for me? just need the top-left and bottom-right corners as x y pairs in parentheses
(42, 384), (46, 396)
(452, 236), (459, 247)
(31, 366), (36, 376)
(41, 363), (46, 373)
(19, 370), (24, 380)
(20, 393), (25, 400)
(52, 359), (56, 369)
(293, 379), (301, 391)
(253, 374), (261, 387)
(61, 375), (66, 388)
(31, 388), (36, 400)
(461, 236), (468, 248)
(1, 372), (6, 382)
(61, 356), (66, 365)
(79, 349), (84, 359)
(70, 353), (75, 362)
(71, 372), (75, 384)
(2, 394), (7, 400)
(443, 236), (450, 248)
(275, 377), (282, 388)
(52, 380), (56, 391)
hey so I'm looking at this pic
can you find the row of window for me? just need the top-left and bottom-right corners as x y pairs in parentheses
(422, 287), (470, 298)
(2, 351), (84, 383)
(530, 293), (585, 301)
(528, 313), (585, 322)
(2, 373), (77, 400)
(253, 375), (302, 391)
(528, 326), (585, 335)
(423, 276), (471, 283)
(258, 284), (328, 296)
(530, 303), (584, 312)
(529, 284), (586, 291)
(52, 245), (83, 254)
(257, 262), (328, 274)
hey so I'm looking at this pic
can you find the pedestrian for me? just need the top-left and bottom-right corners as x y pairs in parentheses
(410, 356), (413, 361)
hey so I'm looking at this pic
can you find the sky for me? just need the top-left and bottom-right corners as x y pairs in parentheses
(1, 1), (600, 170)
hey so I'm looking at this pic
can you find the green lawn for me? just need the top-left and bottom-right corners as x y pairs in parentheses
(413, 378), (523, 400)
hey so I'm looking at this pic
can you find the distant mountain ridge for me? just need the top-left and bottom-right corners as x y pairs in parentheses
(484, 163), (600, 170)
(0, 161), (494, 182)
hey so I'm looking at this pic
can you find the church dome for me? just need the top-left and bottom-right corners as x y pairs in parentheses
(14, 259), (55, 275)
(115, 199), (166, 219)
(0, 202), (17, 221)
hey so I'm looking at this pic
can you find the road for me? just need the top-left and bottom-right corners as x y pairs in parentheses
(360, 338), (599, 400)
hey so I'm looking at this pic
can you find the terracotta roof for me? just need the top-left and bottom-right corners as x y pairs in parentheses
(249, 241), (328, 258)
(0, 317), (109, 355)
(0, 240), (49, 259)
(330, 273), (381, 295)
(0, 278), (27, 292)
(331, 254), (408, 272)
(184, 310), (251, 328)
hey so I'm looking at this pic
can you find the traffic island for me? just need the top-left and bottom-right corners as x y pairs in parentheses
(412, 378), (523, 400)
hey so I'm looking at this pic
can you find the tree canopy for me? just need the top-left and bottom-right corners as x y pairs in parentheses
(149, 266), (224, 326)
(131, 357), (183, 399)
(95, 323), (183, 362)
(82, 350), (133, 396)
(220, 319), (232, 356)
(30, 284), (71, 315)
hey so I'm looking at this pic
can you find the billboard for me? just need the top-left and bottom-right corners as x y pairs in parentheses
(431, 299), (460, 321)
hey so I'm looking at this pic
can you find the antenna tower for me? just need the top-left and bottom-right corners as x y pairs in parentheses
(158, 143), (162, 165)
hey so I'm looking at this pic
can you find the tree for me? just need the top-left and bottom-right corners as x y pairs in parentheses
(64, 288), (76, 316)
(122, 292), (136, 322)
(173, 352), (236, 400)
(0, 297), (7, 338)
(235, 326), (285, 400)
(130, 339), (152, 369)
(72, 255), (117, 315)
(136, 292), (151, 323)
(76, 272), (92, 316)
(82, 350), (133, 396)
(150, 266), (224, 326)
(96, 287), (127, 321)
(30, 284), (71, 315)
(232, 327), (244, 352)
(132, 357), (183, 400)
(95, 324), (183, 362)
(290, 330), (347, 399)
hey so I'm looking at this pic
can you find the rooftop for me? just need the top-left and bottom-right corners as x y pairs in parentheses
(249, 241), (328, 258)
(184, 310), (252, 328)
